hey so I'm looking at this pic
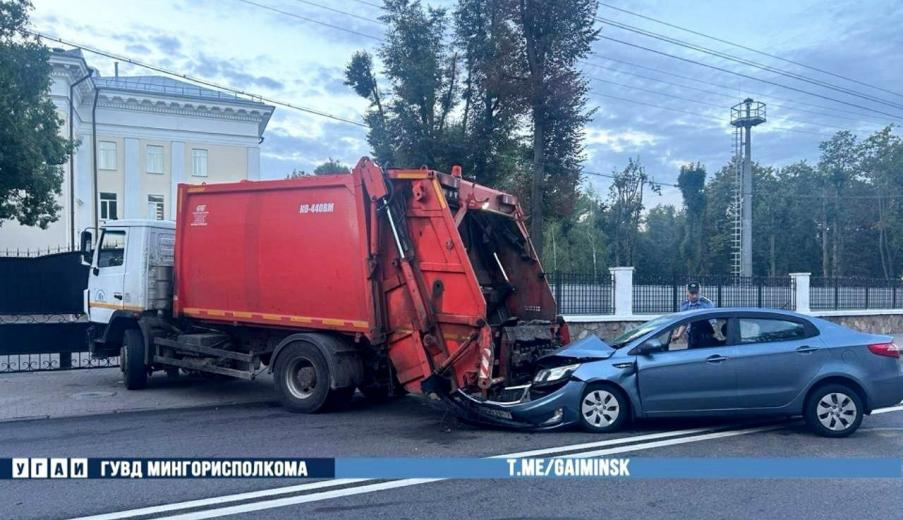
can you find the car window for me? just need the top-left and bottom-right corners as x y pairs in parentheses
(97, 230), (126, 268)
(738, 318), (807, 344)
(652, 318), (729, 352)
(608, 315), (673, 348)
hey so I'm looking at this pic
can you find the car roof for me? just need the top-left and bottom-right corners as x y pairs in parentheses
(663, 307), (810, 321)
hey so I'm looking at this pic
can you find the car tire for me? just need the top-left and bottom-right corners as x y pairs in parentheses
(578, 383), (628, 433)
(122, 329), (148, 390)
(804, 384), (864, 437)
(274, 342), (335, 413)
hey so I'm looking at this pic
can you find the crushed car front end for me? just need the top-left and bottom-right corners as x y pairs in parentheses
(444, 335), (632, 430)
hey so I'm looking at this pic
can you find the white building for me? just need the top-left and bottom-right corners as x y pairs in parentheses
(0, 48), (274, 253)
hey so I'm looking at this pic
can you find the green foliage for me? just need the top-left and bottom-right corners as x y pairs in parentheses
(344, 0), (464, 171)
(0, 0), (73, 228)
(344, 0), (598, 261)
(601, 157), (659, 266)
(635, 205), (683, 278)
(543, 187), (607, 275)
(677, 162), (705, 273)
(313, 158), (350, 175)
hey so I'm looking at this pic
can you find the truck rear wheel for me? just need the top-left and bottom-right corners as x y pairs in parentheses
(121, 329), (148, 390)
(274, 342), (337, 413)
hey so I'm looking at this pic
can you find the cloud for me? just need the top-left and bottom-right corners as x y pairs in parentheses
(584, 127), (659, 153)
(151, 35), (182, 54)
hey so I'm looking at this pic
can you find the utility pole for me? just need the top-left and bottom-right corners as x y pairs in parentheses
(730, 98), (766, 277)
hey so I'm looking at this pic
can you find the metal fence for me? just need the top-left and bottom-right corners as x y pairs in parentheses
(632, 275), (793, 314)
(0, 251), (113, 373)
(548, 272), (613, 315)
(550, 270), (903, 316)
(0, 251), (88, 314)
(810, 277), (903, 311)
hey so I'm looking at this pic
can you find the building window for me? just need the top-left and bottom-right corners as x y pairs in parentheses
(146, 145), (164, 174)
(100, 192), (118, 220)
(98, 141), (117, 170)
(147, 195), (165, 220)
(192, 149), (208, 177)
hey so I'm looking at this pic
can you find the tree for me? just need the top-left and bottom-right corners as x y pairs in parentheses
(313, 158), (350, 175)
(515, 0), (599, 259)
(344, 0), (463, 172)
(635, 205), (683, 279)
(817, 131), (859, 277)
(859, 126), (903, 279)
(0, 0), (73, 228)
(602, 157), (659, 267)
(677, 163), (706, 273)
(454, 0), (525, 187)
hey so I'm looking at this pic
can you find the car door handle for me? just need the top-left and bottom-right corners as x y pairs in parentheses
(796, 345), (818, 353)
(113, 292), (123, 300)
(706, 355), (728, 363)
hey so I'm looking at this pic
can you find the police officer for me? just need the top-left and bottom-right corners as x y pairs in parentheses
(680, 282), (713, 312)
(671, 282), (714, 343)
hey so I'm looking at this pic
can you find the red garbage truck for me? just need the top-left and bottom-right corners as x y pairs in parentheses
(82, 157), (567, 418)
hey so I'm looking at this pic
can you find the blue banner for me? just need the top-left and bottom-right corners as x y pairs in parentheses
(2, 457), (900, 480)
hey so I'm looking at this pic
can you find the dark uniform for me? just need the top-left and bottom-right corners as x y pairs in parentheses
(679, 282), (715, 347)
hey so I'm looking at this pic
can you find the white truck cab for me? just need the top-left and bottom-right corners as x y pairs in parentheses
(83, 219), (175, 325)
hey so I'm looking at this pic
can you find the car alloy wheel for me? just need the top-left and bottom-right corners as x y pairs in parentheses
(816, 392), (857, 432)
(581, 389), (620, 428)
(805, 383), (863, 437)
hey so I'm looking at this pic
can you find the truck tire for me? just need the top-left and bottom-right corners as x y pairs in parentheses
(122, 329), (148, 390)
(274, 342), (335, 413)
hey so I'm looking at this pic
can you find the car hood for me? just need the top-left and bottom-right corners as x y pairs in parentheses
(539, 335), (616, 365)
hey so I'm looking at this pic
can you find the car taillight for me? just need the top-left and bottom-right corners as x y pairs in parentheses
(868, 342), (900, 358)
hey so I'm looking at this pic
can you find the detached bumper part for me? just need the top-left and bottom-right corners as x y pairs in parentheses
(442, 381), (579, 430)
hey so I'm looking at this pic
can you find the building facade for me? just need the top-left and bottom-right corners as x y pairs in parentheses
(0, 49), (274, 253)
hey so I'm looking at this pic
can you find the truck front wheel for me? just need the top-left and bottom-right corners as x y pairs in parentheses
(121, 329), (148, 390)
(274, 342), (337, 413)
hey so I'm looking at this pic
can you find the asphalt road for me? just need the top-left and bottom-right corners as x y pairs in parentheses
(1, 394), (902, 520)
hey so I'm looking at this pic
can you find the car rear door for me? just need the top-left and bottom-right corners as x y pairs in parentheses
(636, 315), (740, 414)
(730, 314), (823, 409)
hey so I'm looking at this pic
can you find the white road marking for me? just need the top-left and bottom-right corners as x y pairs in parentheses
(871, 404), (903, 415)
(70, 402), (903, 520)
(492, 426), (713, 458)
(66, 426), (717, 520)
(570, 425), (781, 458)
(66, 479), (369, 520)
(151, 425), (779, 520)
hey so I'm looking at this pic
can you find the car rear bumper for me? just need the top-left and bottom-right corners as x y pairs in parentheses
(443, 380), (584, 430)
(866, 371), (903, 411)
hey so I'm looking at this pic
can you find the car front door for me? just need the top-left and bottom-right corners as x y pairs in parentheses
(731, 315), (824, 409)
(636, 316), (740, 414)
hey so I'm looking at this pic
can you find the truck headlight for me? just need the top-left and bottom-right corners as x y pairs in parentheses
(533, 363), (580, 385)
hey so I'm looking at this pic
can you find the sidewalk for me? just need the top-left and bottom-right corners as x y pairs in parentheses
(0, 368), (276, 423)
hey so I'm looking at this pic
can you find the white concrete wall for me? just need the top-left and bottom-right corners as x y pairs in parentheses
(0, 57), (271, 253)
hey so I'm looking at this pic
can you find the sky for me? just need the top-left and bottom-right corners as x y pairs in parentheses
(30, 0), (903, 207)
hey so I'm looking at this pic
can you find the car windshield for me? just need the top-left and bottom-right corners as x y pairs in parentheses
(608, 315), (673, 348)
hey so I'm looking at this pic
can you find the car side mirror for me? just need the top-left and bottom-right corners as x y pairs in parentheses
(634, 338), (665, 355)
(80, 229), (94, 267)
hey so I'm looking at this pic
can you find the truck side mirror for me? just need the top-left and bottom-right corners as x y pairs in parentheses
(80, 229), (94, 267)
